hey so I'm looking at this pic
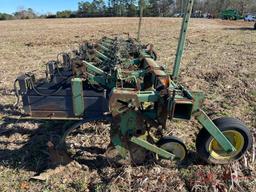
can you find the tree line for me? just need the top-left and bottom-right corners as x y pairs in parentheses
(0, 0), (256, 20)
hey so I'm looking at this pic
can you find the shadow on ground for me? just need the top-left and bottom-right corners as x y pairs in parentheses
(0, 103), (204, 178)
(224, 27), (255, 31)
(0, 104), (112, 175)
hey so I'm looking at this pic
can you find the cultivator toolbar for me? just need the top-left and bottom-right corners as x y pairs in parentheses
(12, 0), (252, 165)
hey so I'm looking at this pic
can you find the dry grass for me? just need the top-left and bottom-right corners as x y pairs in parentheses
(0, 18), (255, 192)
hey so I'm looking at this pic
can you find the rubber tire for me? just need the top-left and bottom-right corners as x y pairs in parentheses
(157, 136), (187, 161)
(196, 117), (252, 164)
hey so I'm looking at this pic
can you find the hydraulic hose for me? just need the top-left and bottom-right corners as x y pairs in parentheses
(29, 78), (63, 97)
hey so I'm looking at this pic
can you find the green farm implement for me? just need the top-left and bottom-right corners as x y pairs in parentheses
(220, 9), (242, 20)
(10, 0), (252, 165)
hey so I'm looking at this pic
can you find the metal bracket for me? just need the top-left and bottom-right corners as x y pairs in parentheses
(112, 135), (129, 158)
(71, 78), (84, 116)
(130, 136), (175, 160)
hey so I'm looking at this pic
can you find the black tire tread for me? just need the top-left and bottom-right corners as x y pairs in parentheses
(196, 117), (252, 164)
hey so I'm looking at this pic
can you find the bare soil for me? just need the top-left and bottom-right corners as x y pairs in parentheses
(0, 18), (255, 192)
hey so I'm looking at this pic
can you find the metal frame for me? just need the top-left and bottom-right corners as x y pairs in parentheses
(132, 0), (236, 154)
(11, 0), (238, 163)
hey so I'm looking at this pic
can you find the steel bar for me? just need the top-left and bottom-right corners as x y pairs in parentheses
(195, 110), (236, 152)
(130, 136), (175, 159)
(137, 0), (144, 41)
(172, 0), (194, 80)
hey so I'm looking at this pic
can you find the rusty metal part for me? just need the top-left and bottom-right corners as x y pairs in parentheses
(13, 1), (251, 166)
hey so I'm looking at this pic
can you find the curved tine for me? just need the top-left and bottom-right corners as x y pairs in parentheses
(58, 115), (113, 148)
(59, 121), (85, 146)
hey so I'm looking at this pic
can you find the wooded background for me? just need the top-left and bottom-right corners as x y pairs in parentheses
(1, 0), (256, 20)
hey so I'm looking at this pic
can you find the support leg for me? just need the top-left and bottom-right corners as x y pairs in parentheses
(195, 110), (236, 153)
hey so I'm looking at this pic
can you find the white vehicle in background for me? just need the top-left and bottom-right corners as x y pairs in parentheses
(244, 15), (256, 21)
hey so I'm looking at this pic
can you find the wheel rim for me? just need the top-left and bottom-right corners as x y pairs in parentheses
(161, 142), (186, 161)
(208, 130), (244, 160)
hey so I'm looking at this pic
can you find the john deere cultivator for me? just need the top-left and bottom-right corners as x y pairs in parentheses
(13, 0), (252, 165)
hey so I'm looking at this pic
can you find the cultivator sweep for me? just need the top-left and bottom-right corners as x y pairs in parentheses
(13, 0), (252, 165)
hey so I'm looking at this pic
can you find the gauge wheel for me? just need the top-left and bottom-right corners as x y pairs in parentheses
(157, 136), (187, 161)
(196, 117), (252, 164)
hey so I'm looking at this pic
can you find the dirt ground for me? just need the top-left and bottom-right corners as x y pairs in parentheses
(0, 18), (255, 192)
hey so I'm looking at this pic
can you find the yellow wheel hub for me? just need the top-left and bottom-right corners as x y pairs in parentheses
(208, 130), (244, 160)
(161, 142), (186, 161)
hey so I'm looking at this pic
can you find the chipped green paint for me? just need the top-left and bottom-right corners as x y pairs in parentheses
(71, 78), (84, 116)
(195, 110), (236, 152)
